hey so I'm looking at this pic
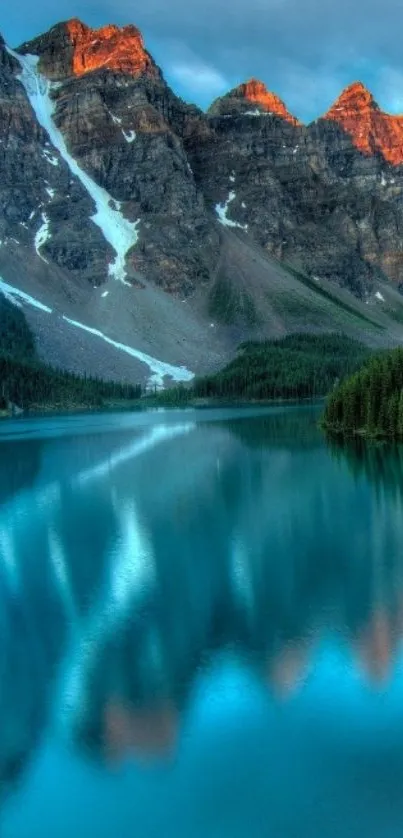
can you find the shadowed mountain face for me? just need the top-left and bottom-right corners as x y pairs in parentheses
(3, 19), (403, 385)
(15, 20), (218, 296)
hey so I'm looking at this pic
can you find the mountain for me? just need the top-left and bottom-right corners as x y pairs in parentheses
(324, 82), (403, 166)
(198, 79), (403, 296)
(208, 79), (300, 123)
(2, 19), (403, 387)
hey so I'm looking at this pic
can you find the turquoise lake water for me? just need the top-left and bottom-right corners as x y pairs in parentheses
(1, 405), (403, 837)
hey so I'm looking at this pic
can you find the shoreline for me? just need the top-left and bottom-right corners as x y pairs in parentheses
(321, 422), (395, 441)
(0, 395), (324, 420)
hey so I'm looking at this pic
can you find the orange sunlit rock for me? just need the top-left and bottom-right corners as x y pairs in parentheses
(103, 700), (177, 763)
(324, 82), (403, 166)
(65, 19), (159, 78)
(235, 78), (300, 124)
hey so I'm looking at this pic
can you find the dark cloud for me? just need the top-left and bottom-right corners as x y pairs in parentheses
(2, 0), (403, 119)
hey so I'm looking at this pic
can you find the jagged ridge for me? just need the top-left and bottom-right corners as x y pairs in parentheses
(19, 18), (161, 81)
(324, 81), (403, 166)
(1, 17), (403, 391)
(209, 78), (299, 124)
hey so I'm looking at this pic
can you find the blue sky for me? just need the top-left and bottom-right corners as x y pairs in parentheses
(2, 0), (403, 121)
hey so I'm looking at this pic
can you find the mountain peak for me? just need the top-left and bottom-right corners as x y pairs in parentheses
(234, 78), (299, 123)
(64, 18), (157, 78)
(323, 81), (403, 165)
(325, 81), (379, 117)
(209, 77), (299, 124)
(19, 18), (160, 81)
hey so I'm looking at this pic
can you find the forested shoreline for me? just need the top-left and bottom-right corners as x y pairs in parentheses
(151, 334), (371, 406)
(0, 296), (140, 413)
(1, 294), (389, 420)
(322, 348), (403, 438)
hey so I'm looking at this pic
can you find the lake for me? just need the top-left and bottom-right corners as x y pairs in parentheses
(1, 405), (403, 837)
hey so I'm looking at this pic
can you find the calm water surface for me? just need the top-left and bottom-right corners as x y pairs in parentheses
(1, 405), (403, 837)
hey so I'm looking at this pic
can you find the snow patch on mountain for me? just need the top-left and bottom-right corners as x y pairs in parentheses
(42, 148), (59, 166)
(109, 112), (122, 125)
(35, 212), (51, 262)
(62, 316), (194, 386)
(122, 129), (136, 143)
(9, 49), (140, 285)
(0, 277), (52, 313)
(0, 273), (193, 385)
(215, 191), (248, 231)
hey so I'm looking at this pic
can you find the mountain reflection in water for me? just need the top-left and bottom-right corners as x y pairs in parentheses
(1, 407), (403, 837)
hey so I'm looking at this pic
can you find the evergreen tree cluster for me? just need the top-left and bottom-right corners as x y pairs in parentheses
(0, 296), (141, 410)
(0, 295), (36, 361)
(0, 355), (141, 410)
(323, 347), (403, 437)
(193, 334), (370, 401)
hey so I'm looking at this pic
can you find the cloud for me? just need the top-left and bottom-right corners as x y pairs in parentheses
(148, 38), (232, 108)
(4, 0), (403, 119)
(374, 67), (403, 114)
(169, 62), (228, 95)
(167, 60), (229, 108)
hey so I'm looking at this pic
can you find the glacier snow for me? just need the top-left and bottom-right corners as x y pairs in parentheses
(0, 276), (53, 312)
(62, 316), (194, 387)
(9, 49), (140, 285)
(0, 276), (194, 385)
(215, 191), (248, 231)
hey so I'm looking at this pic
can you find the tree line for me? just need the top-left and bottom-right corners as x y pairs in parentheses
(193, 333), (370, 401)
(0, 296), (141, 410)
(323, 347), (403, 437)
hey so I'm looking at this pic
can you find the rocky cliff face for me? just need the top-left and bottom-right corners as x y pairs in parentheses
(2, 18), (403, 385)
(208, 79), (299, 124)
(17, 20), (218, 295)
(324, 82), (403, 166)
(184, 78), (403, 295)
(5, 18), (403, 299)
(19, 19), (160, 81)
(0, 33), (114, 285)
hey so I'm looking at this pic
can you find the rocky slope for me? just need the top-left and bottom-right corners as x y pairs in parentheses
(1, 18), (403, 386)
(208, 78), (300, 124)
(324, 82), (403, 166)
(18, 19), (218, 295)
(189, 79), (403, 296)
(0, 32), (113, 285)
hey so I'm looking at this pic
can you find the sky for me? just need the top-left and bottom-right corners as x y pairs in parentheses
(2, 0), (403, 122)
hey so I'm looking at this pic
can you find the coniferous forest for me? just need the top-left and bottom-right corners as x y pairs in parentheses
(0, 296), (141, 411)
(193, 334), (370, 401)
(0, 294), (384, 415)
(323, 347), (403, 437)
